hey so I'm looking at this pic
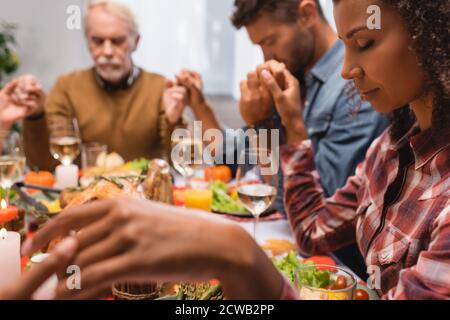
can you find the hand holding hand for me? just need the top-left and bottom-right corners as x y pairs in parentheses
(0, 75), (46, 130)
(12, 75), (46, 117)
(162, 80), (188, 125)
(176, 69), (206, 110)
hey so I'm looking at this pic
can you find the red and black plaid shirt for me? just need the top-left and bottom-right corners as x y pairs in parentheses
(279, 125), (450, 300)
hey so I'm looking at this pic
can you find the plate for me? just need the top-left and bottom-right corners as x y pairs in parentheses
(212, 208), (275, 218)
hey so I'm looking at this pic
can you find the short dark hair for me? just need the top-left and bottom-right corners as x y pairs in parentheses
(231, 0), (325, 29)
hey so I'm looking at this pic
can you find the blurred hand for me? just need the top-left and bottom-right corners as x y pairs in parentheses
(0, 80), (27, 130)
(176, 69), (206, 110)
(162, 81), (188, 124)
(259, 63), (308, 144)
(0, 237), (77, 300)
(21, 198), (244, 300)
(0, 75), (46, 130)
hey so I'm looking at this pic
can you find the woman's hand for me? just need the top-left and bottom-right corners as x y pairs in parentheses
(22, 198), (284, 300)
(259, 63), (309, 144)
(0, 237), (77, 300)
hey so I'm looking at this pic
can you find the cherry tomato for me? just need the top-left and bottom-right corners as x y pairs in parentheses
(355, 289), (370, 300)
(333, 276), (348, 290)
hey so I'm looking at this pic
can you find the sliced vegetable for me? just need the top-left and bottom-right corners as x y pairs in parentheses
(303, 256), (337, 271)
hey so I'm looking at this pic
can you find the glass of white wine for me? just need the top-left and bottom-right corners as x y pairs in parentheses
(0, 132), (26, 205)
(237, 148), (278, 242)
(171, 137), (203, 188)
(48, 117), (81, 166)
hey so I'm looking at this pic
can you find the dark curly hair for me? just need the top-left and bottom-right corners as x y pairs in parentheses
(384, 0), (450, 140)
(231, 0), (325, 29)
(335, 0), (449, 140)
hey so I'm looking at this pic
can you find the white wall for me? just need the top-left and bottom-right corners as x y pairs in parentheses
(0, 0), (91, 91)
(133, 0), (236, 95)
(0, 0), (335, 95)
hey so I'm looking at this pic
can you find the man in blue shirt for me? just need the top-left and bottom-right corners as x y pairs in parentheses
(172, 0), (388, 197)
(168, 0), (388, 277)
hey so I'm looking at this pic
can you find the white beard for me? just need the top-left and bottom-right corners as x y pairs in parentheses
(96, 67), (126, 83)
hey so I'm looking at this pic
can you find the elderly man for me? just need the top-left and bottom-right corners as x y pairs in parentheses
(24, 0), (187, 171)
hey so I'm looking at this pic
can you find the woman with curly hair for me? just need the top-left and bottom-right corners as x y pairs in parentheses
(4, 0), (448, 300)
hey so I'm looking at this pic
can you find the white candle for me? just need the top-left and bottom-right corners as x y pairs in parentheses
(55, 164), (79, 189)
(0, 228), (21, 290)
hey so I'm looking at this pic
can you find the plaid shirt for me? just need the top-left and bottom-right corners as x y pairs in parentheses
(279, 125), (450, 300)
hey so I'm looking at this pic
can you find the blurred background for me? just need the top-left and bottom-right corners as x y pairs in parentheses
(0, 0), (334, 127)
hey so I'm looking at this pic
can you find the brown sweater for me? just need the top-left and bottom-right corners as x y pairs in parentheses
(24, 68), (178, 171)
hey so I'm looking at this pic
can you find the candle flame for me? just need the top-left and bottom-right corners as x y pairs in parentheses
(0, 199), (7, 210)
(0, 228), (7, 240)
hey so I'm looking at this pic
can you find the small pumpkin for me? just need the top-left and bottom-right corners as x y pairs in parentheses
(24, 171), (55, 194)
(204, 165), (232, 183)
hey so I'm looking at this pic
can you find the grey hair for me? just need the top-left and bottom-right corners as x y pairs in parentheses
(84, 0), (139, 36)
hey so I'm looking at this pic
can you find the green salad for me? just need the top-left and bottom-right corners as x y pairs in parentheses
(274, 251), (333, 288)
(210, 181), (249, 214)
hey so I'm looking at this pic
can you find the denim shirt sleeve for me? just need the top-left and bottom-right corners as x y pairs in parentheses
(310, 90), (389, 196)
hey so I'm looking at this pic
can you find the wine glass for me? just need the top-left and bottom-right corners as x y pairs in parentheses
(0, 132), (26, 205)
(48, 116), (81, 166)
(236, 148), (279, 241)
(171, 136), (202, 188)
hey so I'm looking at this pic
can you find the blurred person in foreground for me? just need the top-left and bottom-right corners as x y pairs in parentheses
(23, 0), (188, 171)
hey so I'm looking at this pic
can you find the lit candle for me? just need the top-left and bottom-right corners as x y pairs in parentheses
(55, 164), (79, 189)
(0, 199), (19, 226)
(0, 228), (21, 290)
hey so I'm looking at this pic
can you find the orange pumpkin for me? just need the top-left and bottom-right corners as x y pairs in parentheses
(204, 165), (232, 183)
(24, 171), (55, 193)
